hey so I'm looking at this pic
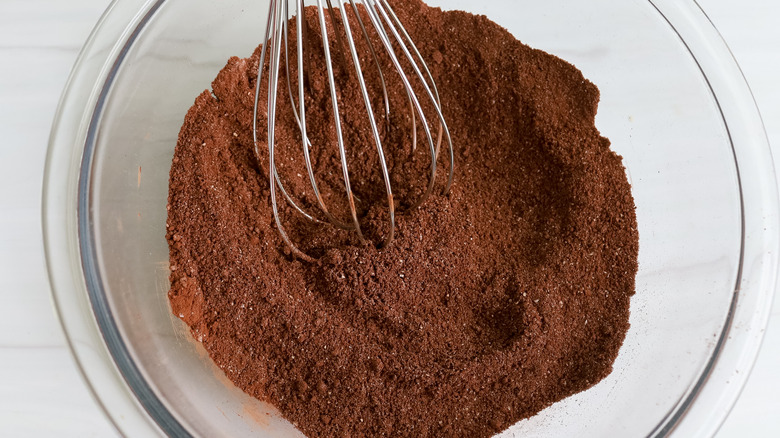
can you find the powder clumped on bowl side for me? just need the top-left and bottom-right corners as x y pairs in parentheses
(166, 0), (639, 436)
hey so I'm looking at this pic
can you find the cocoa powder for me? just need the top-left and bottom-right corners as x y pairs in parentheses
(166, 1), (638, 437)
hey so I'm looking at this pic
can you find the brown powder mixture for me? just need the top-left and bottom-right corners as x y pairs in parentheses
(166, 0), (638, 436)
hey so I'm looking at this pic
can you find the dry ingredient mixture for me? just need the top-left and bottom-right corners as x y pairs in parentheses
(166, 0), (639, 436)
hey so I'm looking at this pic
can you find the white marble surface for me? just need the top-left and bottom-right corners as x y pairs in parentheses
(0, 0), (777, 436)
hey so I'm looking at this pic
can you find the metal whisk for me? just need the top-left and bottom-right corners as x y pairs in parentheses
(253, 0), (453, 261)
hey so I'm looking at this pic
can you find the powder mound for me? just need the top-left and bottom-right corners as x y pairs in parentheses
(166, 0), (638, 437)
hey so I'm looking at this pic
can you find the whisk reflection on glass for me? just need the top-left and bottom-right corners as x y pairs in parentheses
(253, 0), (453, 261)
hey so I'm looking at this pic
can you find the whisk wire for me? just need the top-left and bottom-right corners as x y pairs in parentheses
(265, 0), (316, 261)
(336, 0), (396, 248)
(347, 0), (392, 129)
(370, 0), (455, 194)
(314, 0), (368, 244)
(254, 0), (453, 260)
(284, 1), (355, 230)
(381, 0), (447, 164)
(361, 0), (438, 210)
(255, 0), (327, 228)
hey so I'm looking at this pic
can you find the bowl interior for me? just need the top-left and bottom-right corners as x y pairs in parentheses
(86, 0), (741, 436)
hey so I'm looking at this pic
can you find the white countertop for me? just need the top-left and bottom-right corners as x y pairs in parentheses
(0, 0), (778, 436)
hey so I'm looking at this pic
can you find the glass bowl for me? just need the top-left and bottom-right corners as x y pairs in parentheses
(43, 0), (779, 436)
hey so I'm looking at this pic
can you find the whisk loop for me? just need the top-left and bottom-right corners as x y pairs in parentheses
(253, 0), (454, 261)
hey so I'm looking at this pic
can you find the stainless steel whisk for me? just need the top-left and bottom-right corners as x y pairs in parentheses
(253, 0), (454, 261)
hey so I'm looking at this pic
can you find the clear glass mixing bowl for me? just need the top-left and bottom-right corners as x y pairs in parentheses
(43, 0), (779, 436)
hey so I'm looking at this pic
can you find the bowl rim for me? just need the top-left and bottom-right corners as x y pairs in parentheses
(42, 0), (779, 437)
